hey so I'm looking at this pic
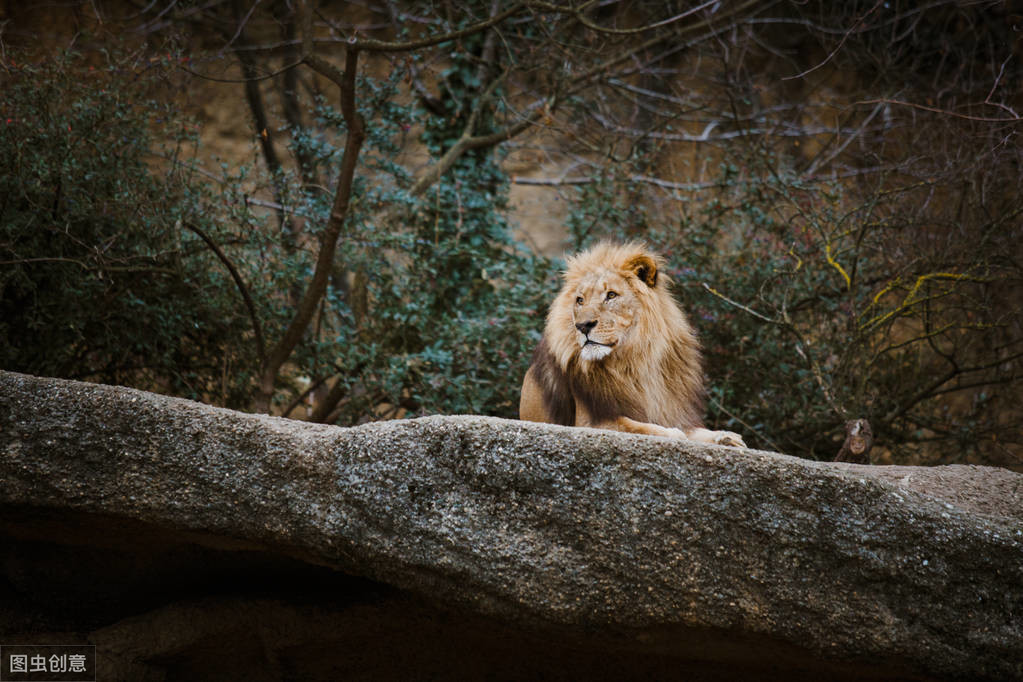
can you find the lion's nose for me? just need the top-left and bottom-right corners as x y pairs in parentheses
(576, 320), (597, 335)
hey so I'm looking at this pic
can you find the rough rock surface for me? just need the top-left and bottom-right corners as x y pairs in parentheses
(1, 370), (1021, 681)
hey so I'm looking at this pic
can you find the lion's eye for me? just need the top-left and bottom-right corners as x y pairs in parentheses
(575, 296), (584, 305)
(605, 291), (618, 301)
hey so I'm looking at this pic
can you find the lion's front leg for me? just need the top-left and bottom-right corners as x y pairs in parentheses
(685, 427), (746, 448)
(589, 416), (689, 439)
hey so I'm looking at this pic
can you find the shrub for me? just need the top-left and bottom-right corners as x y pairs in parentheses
(1, 49), (555, 421)
(0, 52), (255, 403)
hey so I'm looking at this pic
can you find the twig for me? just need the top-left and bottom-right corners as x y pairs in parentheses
(532, 0), (719, 36)
(178, 59), (302, 83)
(701, 283), (778, 325)
(783, 0), (884, 81)
(179, 220), (267, 365)
(984, 54), (1018, 118)
(857, 98), (1022, 123)
(326, 2), (529, 53)
(803, 101), (884, 177)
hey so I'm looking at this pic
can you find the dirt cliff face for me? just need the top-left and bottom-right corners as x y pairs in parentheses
(1, 370), (1020, 681)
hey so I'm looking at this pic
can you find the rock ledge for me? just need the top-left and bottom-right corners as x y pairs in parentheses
(1, 371), (1021, 681)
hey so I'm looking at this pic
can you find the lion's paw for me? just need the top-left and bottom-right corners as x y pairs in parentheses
(713, 431), (746, 448)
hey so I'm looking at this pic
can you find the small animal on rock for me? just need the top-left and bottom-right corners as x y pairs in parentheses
(519, 241), (745, 447)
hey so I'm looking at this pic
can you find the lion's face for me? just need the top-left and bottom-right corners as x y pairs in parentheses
(544, 242), (668, 370)
(570, 269), (640, 362)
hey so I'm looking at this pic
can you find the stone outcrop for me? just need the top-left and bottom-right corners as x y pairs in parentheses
(1, 370), (1021, 681)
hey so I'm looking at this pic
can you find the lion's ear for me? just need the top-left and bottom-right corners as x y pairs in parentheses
(627, 255), (658, 288)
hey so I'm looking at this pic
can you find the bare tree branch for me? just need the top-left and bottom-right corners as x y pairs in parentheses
(531, 0), (720, 36)
(254, 2), (367, 413)
(179, 220), (266, 366)
(857, 98), (1022, 123)
(320, 2), (529, 53)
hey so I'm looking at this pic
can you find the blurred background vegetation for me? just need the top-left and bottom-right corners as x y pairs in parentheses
(1, 0), (1020, 468)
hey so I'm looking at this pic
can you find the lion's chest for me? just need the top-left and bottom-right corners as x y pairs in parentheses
(571, 362), (678, 427)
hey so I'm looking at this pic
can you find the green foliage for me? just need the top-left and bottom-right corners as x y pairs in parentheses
(0, 52), (255, 403)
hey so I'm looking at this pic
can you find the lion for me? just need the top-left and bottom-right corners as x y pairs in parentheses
(519, 242), (745, 447)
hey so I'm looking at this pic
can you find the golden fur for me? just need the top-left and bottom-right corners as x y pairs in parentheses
(520, 242), (744, 446)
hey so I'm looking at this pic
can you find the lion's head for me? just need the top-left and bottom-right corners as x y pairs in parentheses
(545, 242), (691, 370)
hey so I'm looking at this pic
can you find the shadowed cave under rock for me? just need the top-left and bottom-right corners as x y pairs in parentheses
(0, 509), (932, 682)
